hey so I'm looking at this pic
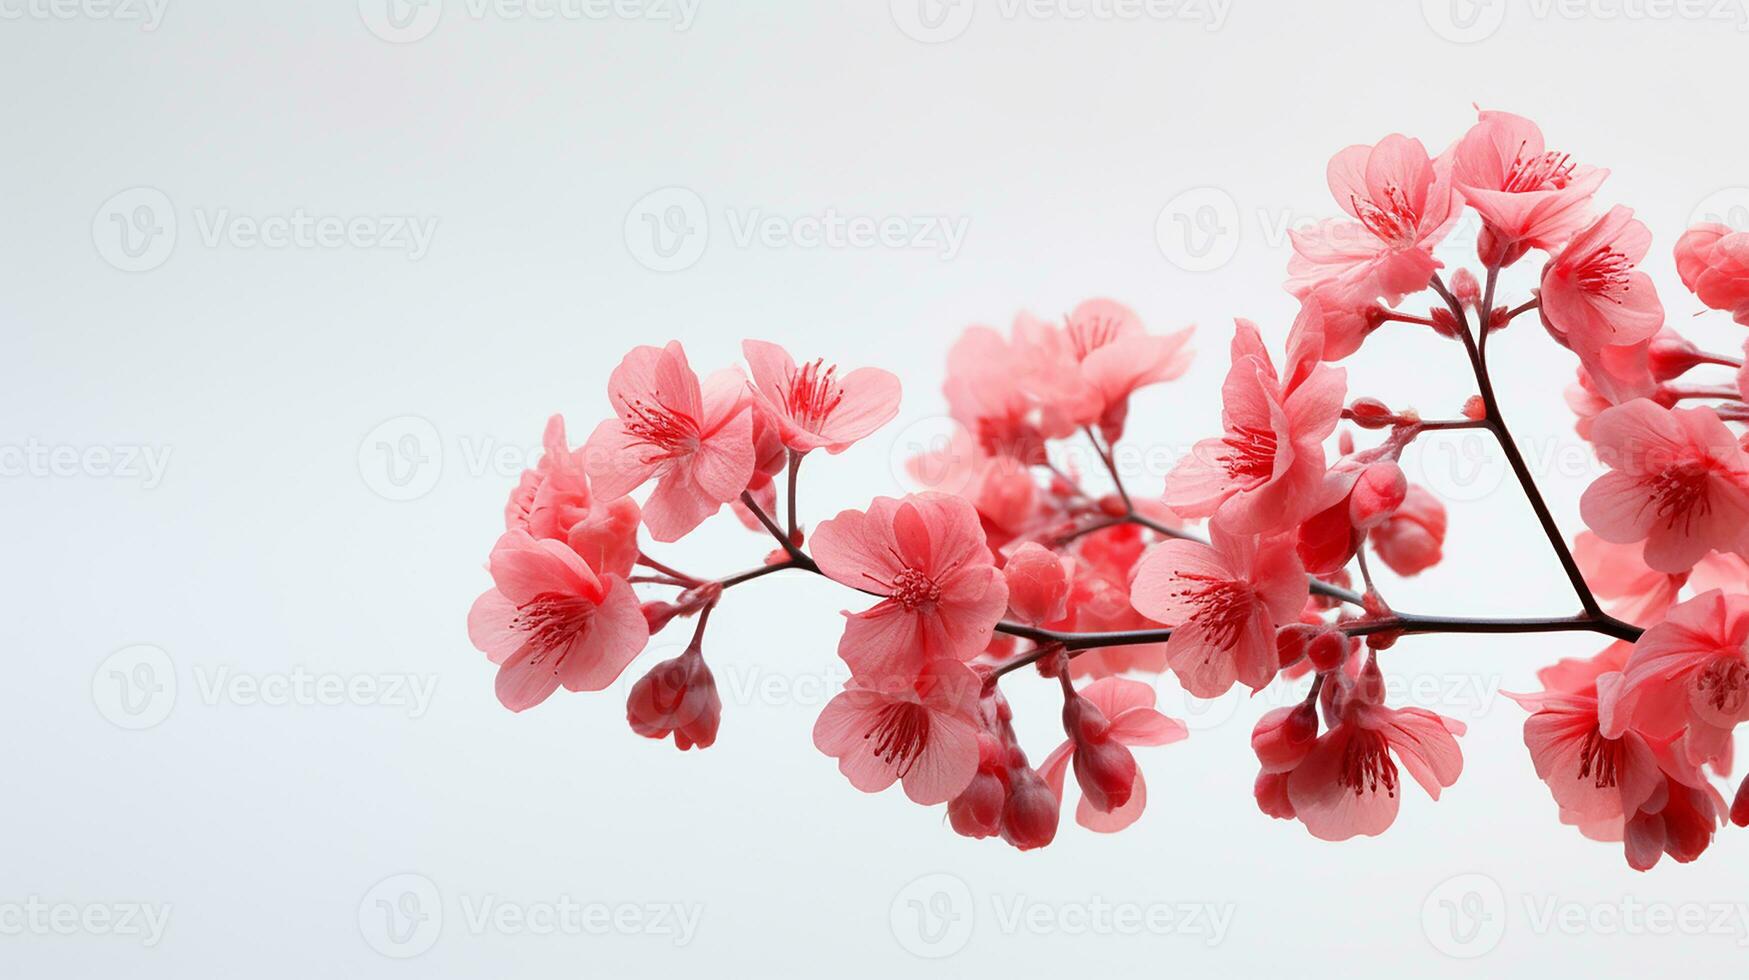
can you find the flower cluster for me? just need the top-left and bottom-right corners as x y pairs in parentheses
(468, 110), (1749, 867)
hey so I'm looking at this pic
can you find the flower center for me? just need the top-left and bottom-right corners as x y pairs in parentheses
(1576, 728), (1622, 789)
(865, 701), (931, 775)
(1502, 144), (1576, 193)
(786, 358), (844, 429)
(1337, 728), (1399, 799)
(622, 399), (701, 465)
(1221, 424), (1278, 482)
(1644, 460), (1711, 533)
(509, 592), (594, 659)
(885, 566), (942, 610)
(1173, 573), (1255, 650)
(1693, 655), (1749, 725)
(1351, 186), (1419, 249)
(1574, 246), (1633, 301)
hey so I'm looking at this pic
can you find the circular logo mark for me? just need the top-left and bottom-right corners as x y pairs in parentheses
(624, 187), (709, 272)
(358, 0), (443, 43)
(1155, 187), (1240, 272)
(1422, 0), (1507, 43)
(359, 873), (443, 958)
(359, 416), (443, 502)
(890, 872), (973, 959)
(1152, 677), (1245, 733)
(93, 187), (177, 273)
(886, 415), (981, 495)
(1405, 431), (1509, 504)
(890, 0), (975, 43)
(1689, 187), (1749, 231)
(93, 644), (177, 730)
(1421, 872), (1506, 958)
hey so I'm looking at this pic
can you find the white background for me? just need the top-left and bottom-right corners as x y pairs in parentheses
(5, 0), (1749, 976)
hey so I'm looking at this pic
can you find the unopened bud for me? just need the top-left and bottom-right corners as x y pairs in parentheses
(1349, 462), (1408, 530)
(1306, 630), (1348, 673)
(626, 648), (721, 750)
(1252, 702), (1320, 773)
(1345, 397), (1398, 429)
(1450, 268), (1481, 309)
(1000, 767), (1060, 851)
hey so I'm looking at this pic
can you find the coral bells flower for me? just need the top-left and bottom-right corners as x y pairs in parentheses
(809, 493), (1009, 679)
(1579, 401), (1749, 573)
(1130, 528), (1310, 697)
(1040, 678), (1188, 832)
(626, 643), (721, 750)
(1283, 664), (1466, 840)
(741, 339), (901, 455)
(1674, 223), (1749, 325)
(505, 415), (643, 577)
(1287, 134), (1457, 305)
(1453, 110), (1607, 265)
(1601, 590), (1749, 768)
(811, 658), (984, 805)
(1164, 312), (1346, 535)
(584, 342), (755, 542)
(1367, 484), (1447, 577)
(468, 530), (651, 712)
(1540, 206), (1663, 354)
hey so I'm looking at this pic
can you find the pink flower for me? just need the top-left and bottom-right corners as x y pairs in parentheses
(584, 342), (755, 543)
(626, 645), (721, 750)
(810, 493), (1010, 680)
(811, 658), (984, 805)
(1287, 134), (1457, 305)
(1039, 678), (1188, 833)
(1539, 206), (1663, 352)
(1052, 552), (1170, 680)
(742, 340), (901, 455)
(1011, 300), (1194, 442)
(1164, 310), (1346, 535)
(1674, 223), (1749, 326)
(1574, 531), (1684, 628)
(505, 415), (644, 578)
(1129, 527), (1310, 697)
(943, 325), (1045, 462)
(1600, 590), (1749, 768)
(1283, 666), (1466, 841)
(1367, 484), (1447, 577)
(1579, 401), (1749, 573)
(467, 530), (651, 712)
(1453, 110), (1608, 265)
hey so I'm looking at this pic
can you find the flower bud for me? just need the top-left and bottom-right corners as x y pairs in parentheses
(1073, 735), (1138, 813)
(640, 601), (683, 634)
(1647, 332), (1706, 382)
(1297, 499), (1359, 575)
(1306, 630), (1348, 674)
(1450, 268), (1481, 309)
(1252, 702), (1320, 773)
(1429, 306), (1462, 340)
(1369, 485), (1447, 576)
(1000, 766), (1060, 851)
(1462, 395), (1486, 421)
(1349, 462), (1407, 530)
(1345, 397), (1398, 430)
(1003, 542), (1071, 625)
(626, 648), (721, 750)
(948, 767), (1007, 839)
(1254, 771), (1295, 820)
(1732, 773), (1749, 829)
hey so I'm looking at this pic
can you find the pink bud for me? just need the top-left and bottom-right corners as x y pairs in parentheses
(1345, 397), (1397, 430)
(1462, 395), (1486, 421)
(626, 648), (721, 750)
(640, 601), (683, 634)
(1306, 630), (1347, 674)
(1428, 306), (1461, 340)
(1276, 623), (1316, 670)
(1369, 485), (1447, 576)
(1297, 499), (1359, 576)
(1003, 542), (1071, 625)
(1252, 702), (1320, 773)
(1254, 771), (1295, 820)
(1732, 773), (1749, 829)
(1073, 735), (1138, 813)
(948, 768), (1007, 840)
(1000, 767), (1060, 851)
(1647, 332), (1706, 382)
(1349, 462), (1407, 530)
(1450, 268), (1481, 309)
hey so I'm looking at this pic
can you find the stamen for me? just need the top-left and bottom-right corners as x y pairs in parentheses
(1337, 729), (1399, 799)
(1169, 573), (1255, 651)
(1576, 729), (1622, 789)
(786, 359), (844, 429)
(1640, 461), (1711, 534)
(1350, 185), (1418, 248)
(622, 399), (701, 466)
(1502, 142), (1576, 194)
(864, 702), (931, 775)
(1220, 424), (1278, 481)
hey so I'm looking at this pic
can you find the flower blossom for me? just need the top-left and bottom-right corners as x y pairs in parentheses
(1452, 110), (1607, 265)
(1674, 223), (1749, 325)
(742, 339), (901, 455)
(1600, 590), (1749, 769)
(506, 414), (641, 577)
(812, 658), (984, 805)
(1039, 678), (1188, 832)
(1010, 299), (1194, 442)
(1367, 484), (1447, 577)
(1539, 206), (1663, 354)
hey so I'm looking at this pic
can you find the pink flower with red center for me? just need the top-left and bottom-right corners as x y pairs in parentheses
(506, 414), (643, 577)
(1287, 134), (1457, 306)
(1039, 678), (1188, 833)
(1163, 310), (1346, 535)
(584, 342), (755, 543)
(1600, 590), (1749, 769)
(1579, 400), (1749, 573)
(1282, 664), (1466, 841)
(1674, 223), (1749, 326)
(741, 339), (901, 455)
(810, 493), (1010, 680)
(1011, 299), (1195, 442)
(1453, 110), (1608, 265)
(811, 658), (984, 805)
(467, 529), (651, 712)
(1540, 206), (1664, 353)
(1129, 527), (1310, 697)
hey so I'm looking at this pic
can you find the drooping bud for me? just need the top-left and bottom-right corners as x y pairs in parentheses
(1254, 771), (1295, 820)
(1732, 773), (1749, 829)
(626, 647), (722, 750)
(948, 768), (1008, 840)
(1003, 542), (1071, 625)
(1297, 499), (1359, 576)
(1252, 701), (1320, 773)
(1000, 766), (1060, 851)
(1647, 332), (1707, 382)
(1369, 485), (1448, 576)
(640, 600), (683, 634)
(1305, 630), (1348, 674)
(1450, 268), (1481, 310)
(1276, 623), (1318, 670)
(1072, 734), (1137, 813)
(1349, 462), (1407, 530)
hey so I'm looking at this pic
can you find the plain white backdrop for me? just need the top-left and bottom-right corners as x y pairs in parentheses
(5, 1), (1749, 976)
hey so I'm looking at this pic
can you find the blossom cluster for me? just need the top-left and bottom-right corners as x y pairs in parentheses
(468, 109), (1749, 869)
